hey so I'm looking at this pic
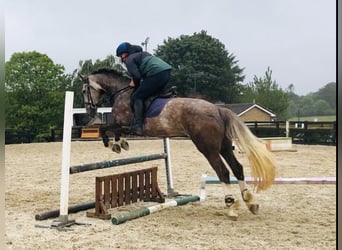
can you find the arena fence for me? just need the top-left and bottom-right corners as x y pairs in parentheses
(6, 120), (336, 145)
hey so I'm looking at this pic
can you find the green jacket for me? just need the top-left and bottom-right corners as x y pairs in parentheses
(125, 51), (171, 83)
(140, 55), (172, 77)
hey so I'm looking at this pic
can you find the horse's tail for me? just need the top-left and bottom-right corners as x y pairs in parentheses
(219, 107), (276, 191)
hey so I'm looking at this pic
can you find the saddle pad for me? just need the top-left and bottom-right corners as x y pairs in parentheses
(145, 98), (173, 118)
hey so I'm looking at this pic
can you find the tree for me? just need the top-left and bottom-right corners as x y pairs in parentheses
(286, 82), (336, 118)
(298, 95), (316, 116)
(154, 30), (245, 103)
(238, 67), (290, 119)
(313, 99), (333, 115)
(313, 82), (336, 111)
(5, 51), (70, 139)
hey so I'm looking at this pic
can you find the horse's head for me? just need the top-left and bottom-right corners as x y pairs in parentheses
(79, 73), (105, 118)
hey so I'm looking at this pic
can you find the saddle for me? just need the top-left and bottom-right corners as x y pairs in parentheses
(143, 85), (177, 113)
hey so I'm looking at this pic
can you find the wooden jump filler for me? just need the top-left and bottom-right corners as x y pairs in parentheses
(87, 167), (165, 219)
(81, 127), (100, 139)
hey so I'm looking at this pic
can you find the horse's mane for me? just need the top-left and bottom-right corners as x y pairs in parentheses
(91, 68), (130, 80)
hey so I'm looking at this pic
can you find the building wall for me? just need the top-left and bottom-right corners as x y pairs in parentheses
(239, 108), (272, 122)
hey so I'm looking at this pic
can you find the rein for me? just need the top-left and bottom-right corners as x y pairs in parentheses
(111, 85), (132, 98)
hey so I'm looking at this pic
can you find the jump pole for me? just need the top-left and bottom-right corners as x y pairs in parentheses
(69, 138), (176, 196)
(111, 195), (200, 225)
(51, 91), (75, 227)
(200, 174), (336, 201)
(69, 153), (168, 174)
(201, 175), (336, 185)
(36, 201), (95, 221)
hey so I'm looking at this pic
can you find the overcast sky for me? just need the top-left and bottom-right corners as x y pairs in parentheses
(5, 0), (336, 96)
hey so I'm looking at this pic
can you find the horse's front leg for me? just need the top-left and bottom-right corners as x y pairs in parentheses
(118, 135), (129, 151)
(100, 127), (110, 147)
(99, 124), (122, 151)
(100, 124), (130, 153)
(108, 132), (129, 153)
(109, 132), (122, 153)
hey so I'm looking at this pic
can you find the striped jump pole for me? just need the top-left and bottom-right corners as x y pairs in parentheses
(202, 175), (336, 185)
(200, 174), (336, 201)
(111, 195), (200, 225)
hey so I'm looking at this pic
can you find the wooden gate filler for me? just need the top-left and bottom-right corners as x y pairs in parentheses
(87, 167), (165, 219)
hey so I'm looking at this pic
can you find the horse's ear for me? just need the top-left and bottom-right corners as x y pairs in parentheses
(78, 73), (85, 81)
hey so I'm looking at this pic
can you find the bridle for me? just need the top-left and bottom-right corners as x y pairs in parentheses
(82, 76), (132, 108)
(83, 77), (103, 108)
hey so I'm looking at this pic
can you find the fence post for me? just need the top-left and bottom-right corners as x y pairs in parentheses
(163, 138), (175, 196)
(285, 121), (289, 137)
(50, 128), (56, 142)
(332, 121), (336, 145)
(303, 122), (308, 143)
(51, 91), (75, 227)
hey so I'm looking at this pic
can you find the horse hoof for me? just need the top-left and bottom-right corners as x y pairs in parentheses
(103, 140), (109, 147)
(226, 206), (238, 220)
(112, 144), (121, 153)
(120, 140), (129, 151)
(102, 137), (109, 147)
(248, 204), (259, 215)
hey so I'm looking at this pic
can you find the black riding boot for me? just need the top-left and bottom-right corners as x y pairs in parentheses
(131, 100), (144, 136)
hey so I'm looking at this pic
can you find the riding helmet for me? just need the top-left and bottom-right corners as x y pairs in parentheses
(116, 42), (131, 57)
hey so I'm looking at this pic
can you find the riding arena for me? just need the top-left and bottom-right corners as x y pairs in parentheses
(4, 90), (336, 249)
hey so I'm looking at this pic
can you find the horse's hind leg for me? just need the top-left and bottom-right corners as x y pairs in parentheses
(205, 152), (241, 220)
(191, 137), (240, 220)
(220, 138), (259, 215)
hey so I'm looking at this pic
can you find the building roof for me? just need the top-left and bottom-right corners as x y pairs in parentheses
(216, 103), (276, 117)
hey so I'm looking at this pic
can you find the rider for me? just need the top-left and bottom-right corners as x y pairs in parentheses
(116, 42), (172, 135)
